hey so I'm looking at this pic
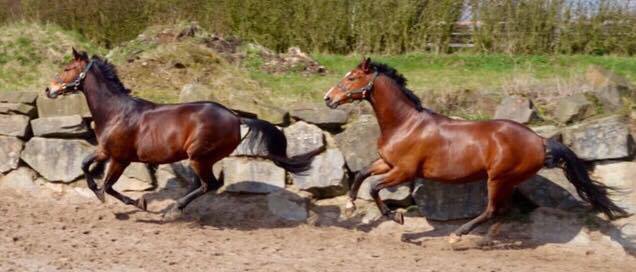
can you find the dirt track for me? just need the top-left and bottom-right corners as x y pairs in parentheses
(0, 184), (634, 272)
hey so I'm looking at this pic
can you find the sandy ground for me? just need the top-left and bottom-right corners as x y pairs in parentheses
(0, 183), (635, 272)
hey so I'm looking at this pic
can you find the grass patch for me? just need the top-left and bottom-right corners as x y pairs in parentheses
(246, 53), (636, 109)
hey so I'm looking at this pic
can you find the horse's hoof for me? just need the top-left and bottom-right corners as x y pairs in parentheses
(162, 204), (183, 222)
(344, 200), (356, 217)
(136, 197), (147, 211)
(390, 211), (404, 225)
(448, 233), (462, 244)
(94, 189), (106, 203)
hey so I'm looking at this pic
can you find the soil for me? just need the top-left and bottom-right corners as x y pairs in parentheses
(0, 184), (634, 272)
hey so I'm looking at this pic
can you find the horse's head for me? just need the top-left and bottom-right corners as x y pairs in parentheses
(324, 57), (378, 109)
(45, 48), (91, 99)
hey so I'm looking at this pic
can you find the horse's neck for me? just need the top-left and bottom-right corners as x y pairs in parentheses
(369, 78), (428, 133)
(82, 72), (136, 129)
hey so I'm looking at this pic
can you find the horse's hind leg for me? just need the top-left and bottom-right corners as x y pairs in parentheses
(450, 179), (514, 243)
(174, 160), (216, 210)
(98, 160), (147, 210)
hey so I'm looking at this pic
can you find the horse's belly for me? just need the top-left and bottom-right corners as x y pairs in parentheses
(420, 159), (487, 183)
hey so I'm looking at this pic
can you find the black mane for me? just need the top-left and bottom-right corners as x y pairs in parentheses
(90, 55), (131, 94)
(368, 61), (425, 112)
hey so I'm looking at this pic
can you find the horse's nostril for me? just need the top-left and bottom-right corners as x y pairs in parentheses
(324, 96), (331, 101)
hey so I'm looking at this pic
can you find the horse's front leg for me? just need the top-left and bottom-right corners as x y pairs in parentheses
(369, 168), (414, 225)
(345, 159), (391, 217)
(81, 151), (109, 202)
(98, 160), (147, 210)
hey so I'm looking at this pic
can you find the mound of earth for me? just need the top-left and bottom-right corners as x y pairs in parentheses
(0, 23), (104, 92)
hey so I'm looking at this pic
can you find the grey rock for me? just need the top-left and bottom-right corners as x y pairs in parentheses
(36, 93), (91, 118)
(528, 207), (590, 246)
(494, 96), (538, 124)
(222, 157), (285, 193)
(0, 114), (30, 137)
(586, 65), (635, 111)
(412, 179), (487, 221)
(518, 168), (583, 210)
(0, 92), (38, 105)
(0, 103), (37, 117)
(267, 189), (309, 221)
(530, 125), (562, 140)
(289, 104), (349, 129)
(592, 161), (636, 214)
(563, 115), (632, 161)
(290, 148), (346, 198)
(283, 121), (325, 157)
(20, 137), (95, 182)
(30, 115), (90, 138)
(358, 176), (413, 207)
(0, 136), (23, 174)
(0, 167), (39, 194)
(334, 115), (380, 172)
(553, 94), (594, 124)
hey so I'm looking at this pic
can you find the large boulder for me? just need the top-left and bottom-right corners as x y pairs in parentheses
(586, 65), (635, 111)
(0, 91), (38, 105)
(290, 148), (346, 198)
(334, 115), (380, 172)
(0, 114), (30, 137)
(179, 83), (287, 124)
(20, 137), (94, 182)
(357, 176), (413, 207)
(30, 115), (90, 138)
(266, 189), (309, 221)
(412, 179), (487, 221)
(517, 168), (582, 210)
(530, 125), (562, 140)
(289, 104), (349, 129)
(494, 96), (538, 124)
(553, 94), (594, 124)
(527, 207), (591, 246)
(0, 136), (23, 174)
(0, 167), (39, 194)
(592, 161), (636, 214)
(283, 121), (325, 157)
(562, 115), (632, 161)
(0, 103), (37, 117)
(222, 157), (285, 193)
(36, 93), (91, 118)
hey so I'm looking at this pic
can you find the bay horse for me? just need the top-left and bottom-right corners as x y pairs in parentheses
(324, 57), (628, 243)
(46, 49), (315, 216)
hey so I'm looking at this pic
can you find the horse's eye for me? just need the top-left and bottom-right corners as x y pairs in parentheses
(347, 77), (356, 81)
(63, 68), (71, 72)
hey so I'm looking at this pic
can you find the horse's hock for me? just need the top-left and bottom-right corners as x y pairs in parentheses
(0, 90), (636, 250)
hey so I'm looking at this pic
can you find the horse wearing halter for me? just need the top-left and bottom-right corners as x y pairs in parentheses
(336, 71), (379, 101)
(55, 60), (94, 93)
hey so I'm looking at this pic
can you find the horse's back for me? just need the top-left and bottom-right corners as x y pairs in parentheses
(135, 102), (240, 163)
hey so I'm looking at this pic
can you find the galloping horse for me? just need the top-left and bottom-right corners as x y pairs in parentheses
(46, 49), (315, 215)
(324, 58), (628, 242)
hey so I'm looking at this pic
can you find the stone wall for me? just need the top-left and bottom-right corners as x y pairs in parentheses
(1, 90), (635, 227)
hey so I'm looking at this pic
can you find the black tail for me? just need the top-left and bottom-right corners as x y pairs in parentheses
(545, 138), (629, 219)
(239, 118), (319, 174)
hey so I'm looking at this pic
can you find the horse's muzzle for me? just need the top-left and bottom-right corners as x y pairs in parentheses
(324, 97), (339, 109)
(45, 87), (59, 99)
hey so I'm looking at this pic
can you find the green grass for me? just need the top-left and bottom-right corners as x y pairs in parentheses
(246, 53), (636, 107)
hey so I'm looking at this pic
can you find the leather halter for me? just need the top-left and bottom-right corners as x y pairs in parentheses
(55, 60), (94, 94)
(336, 72), (379, 100)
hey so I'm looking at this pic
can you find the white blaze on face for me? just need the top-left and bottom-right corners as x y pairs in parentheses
(324, 71), (352, 100)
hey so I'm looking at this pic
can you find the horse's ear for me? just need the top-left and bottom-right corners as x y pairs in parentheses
(361, 57), (371, 73)
(72, 47), (80, 60)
